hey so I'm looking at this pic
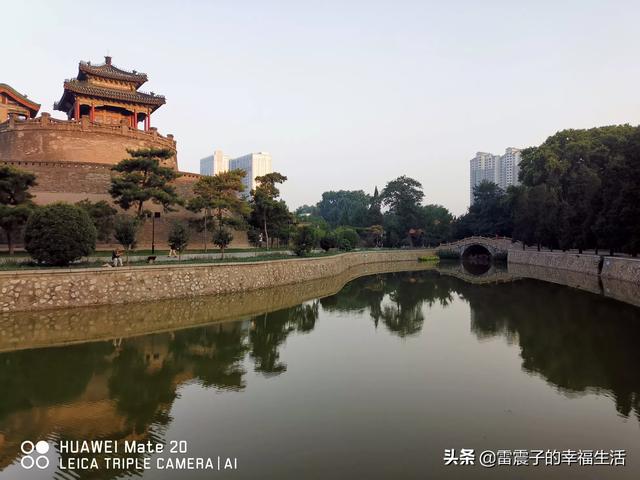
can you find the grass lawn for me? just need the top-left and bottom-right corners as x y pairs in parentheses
(0, 246), (289, 258)
(0, 251), (344, 271)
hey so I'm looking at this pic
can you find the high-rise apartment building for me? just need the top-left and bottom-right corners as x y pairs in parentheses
(229, 152), (273, 194)
(469, 148), (521, 203)
(199, 150), (273, 196)
(199, 150), (230, 176)
(499, 147), (521, 189)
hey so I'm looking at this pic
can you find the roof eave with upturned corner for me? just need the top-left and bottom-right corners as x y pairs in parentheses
(0, 83), (41, 117)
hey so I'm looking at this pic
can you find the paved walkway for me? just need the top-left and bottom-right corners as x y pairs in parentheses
(0, 250), (294, 265)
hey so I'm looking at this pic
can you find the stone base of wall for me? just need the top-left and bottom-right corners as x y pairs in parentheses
(601, 256), (640, 284)
(508, 249), (640, 285)
(508, 250), (601, 276)
(0, 249), (433, 313)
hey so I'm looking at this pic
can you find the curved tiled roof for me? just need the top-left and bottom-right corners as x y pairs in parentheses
(79, 61), (148, 87)
(0, 83), (41, 116)
(57, 80), (166, 112)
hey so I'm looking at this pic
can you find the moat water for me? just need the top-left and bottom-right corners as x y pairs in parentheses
(0, 264), (639, 479)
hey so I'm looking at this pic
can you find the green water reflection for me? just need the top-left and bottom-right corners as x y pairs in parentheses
(0, 269), (639, 479)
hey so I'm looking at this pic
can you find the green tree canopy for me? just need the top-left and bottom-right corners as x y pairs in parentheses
(189, 169), (249, 258)
(110, 148), (182, 217)
(367, 186), (384, 226)
(113, 214), (140, 262)
(293, 225), (318, 256)
(316, 190), (372, 228)
(420, 204), (453, 246)
(168, 222), (189, 257)
(249, 172), (292, 248)
(517, 125), (640, 254)
(0, 165), (37, 254)
(380, 175), (425, 246)
(468, 181), (512, 237)
(76, 199), (117, 243)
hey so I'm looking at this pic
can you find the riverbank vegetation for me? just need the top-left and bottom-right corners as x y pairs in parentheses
(454, 125), (640, 256)
(3, 124), (640, 264)
(296, 176), (454, 250)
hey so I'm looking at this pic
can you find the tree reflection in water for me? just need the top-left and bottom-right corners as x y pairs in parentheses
(457, 278), (640, 421)
(172, 325), (249, 391)
(1, 269), (640, 477)
(321, 271), (454, 336)
(250, 301), (319, 376)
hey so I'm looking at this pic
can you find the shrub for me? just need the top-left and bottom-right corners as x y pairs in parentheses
(247, 228), (262, 247)
(293, 225), (317, 256)
(114, 215), (139, 249)
(168, 222), (189, 257)
(76, 199), (117, 242)
(319, 231), (338, 251)
(24, 203), (97, 266)
(338, 237), (354, 251)
(335, 226), (359, 251)
(113, 215), (140, 264)
(213, 227), (234, 258)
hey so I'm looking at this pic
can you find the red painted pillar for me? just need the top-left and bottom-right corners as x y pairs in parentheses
(74, 101), (80, 120)
(132, 111), (137, 129)
(90, 105), (95, 122)
(145, 112), (150, 131)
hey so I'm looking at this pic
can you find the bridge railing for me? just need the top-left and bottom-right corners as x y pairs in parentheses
(436, 236), (513, 250)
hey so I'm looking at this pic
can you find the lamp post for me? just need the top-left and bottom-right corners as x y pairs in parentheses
(148, 212), (161, 254)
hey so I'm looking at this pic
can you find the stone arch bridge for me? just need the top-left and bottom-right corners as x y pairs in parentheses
(435, 236), (512, 259)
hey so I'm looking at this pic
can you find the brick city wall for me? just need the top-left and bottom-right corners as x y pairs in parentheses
(0, 113), (206, 248)
(0, 160), (218, 249)
(0, 249), (433, 313)
(0, 114), (177, 168)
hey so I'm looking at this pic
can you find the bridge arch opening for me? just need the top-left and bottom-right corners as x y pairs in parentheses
(461, 244), (492, 275)
(461, 244), (492, 262)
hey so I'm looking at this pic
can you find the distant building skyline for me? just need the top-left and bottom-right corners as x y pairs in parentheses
(199, 150), (273, 195)
(230, 152), (273, 194)
(199, 150), (230, 176)
(469, 148), (521, 204)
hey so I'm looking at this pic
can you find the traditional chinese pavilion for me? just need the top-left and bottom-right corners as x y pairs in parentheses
(54, 56), (165, 130)
(0, 83), (40, 122)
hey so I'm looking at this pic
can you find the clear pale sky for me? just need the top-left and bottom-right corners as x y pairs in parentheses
(4, 0), (639, 215)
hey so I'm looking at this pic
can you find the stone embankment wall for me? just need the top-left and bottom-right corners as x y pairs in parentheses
(508, 249), (640, 284)
(0, 250), (433, 313)
(0, 260), (432, 352)
(508, 250), (601, 275)
(601, 256), (640, 284)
